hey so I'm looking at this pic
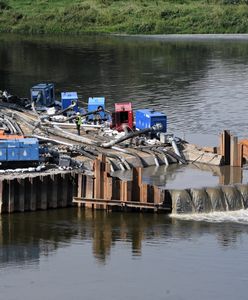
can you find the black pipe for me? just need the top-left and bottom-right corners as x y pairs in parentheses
(101, 124), (162, 148)
(57, 107), (104, 123)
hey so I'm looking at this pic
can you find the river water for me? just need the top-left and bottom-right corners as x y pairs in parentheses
(1, 34), (248, 299)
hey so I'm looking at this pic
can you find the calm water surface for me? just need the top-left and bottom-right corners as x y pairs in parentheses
(1, 208), (248, 300)
(1, 34), (248, 299)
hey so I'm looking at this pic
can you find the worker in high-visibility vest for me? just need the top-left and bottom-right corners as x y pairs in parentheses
(75, 113), (82, 136)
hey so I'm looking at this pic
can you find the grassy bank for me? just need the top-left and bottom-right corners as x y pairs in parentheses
(1, 0), (248, 34)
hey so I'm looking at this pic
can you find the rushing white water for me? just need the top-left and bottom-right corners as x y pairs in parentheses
(170, 209), (248, 224)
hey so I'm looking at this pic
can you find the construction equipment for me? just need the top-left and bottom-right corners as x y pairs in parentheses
(87, 97), (107, 121)
(111, 102), (134, 132)
(135, 109), (167, 135)
(30, 83), (55, 106)
(61, 92), (79, 112)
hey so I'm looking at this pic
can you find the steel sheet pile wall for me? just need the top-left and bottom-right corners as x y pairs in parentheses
(0, 172), (77, 213)
(74, 155), (172, 212)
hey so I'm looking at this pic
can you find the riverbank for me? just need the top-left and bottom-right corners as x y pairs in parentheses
(1, 0), (248, 35)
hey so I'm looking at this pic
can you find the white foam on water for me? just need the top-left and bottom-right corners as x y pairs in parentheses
(170, 209), (248, 224)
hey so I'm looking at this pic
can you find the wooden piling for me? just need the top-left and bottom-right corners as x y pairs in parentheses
(73, 157), (171, 212)
(140, 184), (148, 203)
(230, 135), (243, 167)
(132, 167), (142, 202)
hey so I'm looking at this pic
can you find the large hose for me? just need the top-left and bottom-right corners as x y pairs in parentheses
(100, 123), (162, 148)
(151, 147), (169, 166)
(53, 102), (76, 116)
(57, 107), (104, 123)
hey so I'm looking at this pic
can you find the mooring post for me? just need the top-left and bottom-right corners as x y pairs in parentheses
(230, 136), (243, 167)
(230, 135), (238, 167)
(220, 130), (231, 165)
(132, 167), (142, 202)
(238, 143), (243, 167)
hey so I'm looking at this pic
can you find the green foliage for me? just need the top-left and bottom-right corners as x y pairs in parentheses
(0, 0), (10, 10)
(1, 0), (248, 34)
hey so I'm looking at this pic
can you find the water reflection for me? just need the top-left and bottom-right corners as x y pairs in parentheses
(1, 208), (248, 267)
(114, 163), (248, 189)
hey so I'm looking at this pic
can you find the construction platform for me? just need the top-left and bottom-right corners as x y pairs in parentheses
(0, 102), (247, 214)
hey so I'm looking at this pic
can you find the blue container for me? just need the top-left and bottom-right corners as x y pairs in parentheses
(0, 140), (8, 148)
(0, 148), (7, 161)
(29, 147), (39, 161)
(19, 147), (39, 161)
(30, 83), (55, 106)
(7, 148), (19, 161)
(19, 147), (30, 160)
(7, 140), (20, 148)
(61, 92), (79, 112)
(88, 97), (106, 120)
(19, 138), (39, 161)
(135, 109), (167, 132)
(18, 138), (39, 148)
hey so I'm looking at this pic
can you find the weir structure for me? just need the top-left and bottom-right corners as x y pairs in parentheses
(0, 127), (247, 214)
(0, 155), (247, 214)
(74, 154), (248, 214)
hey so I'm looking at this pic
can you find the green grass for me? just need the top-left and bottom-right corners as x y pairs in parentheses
(0, 0), (248, 34)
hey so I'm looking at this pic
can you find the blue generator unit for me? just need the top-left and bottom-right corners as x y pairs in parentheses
(0, 138), (39, 162)
(88, 97), (106, 121)
(135, 109), (167, 133)
(61, 92), (79, 112)
(18, 138), (39, 161)
(0, 140), (8, 161)
(31, 83), (55, 106)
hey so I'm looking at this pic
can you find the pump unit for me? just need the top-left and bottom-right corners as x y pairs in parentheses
(87, 97), (106, 121)
(111, 102), (134, 131)
(30, 83), (55, 106)
(135, 109), (167, 132)
(61, 92), (78, 112)
(0, 138), (39, 162)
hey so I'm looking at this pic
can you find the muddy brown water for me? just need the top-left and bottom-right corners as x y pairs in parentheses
(1, 34), (248, 299)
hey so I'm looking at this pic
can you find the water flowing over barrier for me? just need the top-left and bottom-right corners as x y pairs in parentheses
(73, 154), (248, 215)
(170, 184), (248, 214)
